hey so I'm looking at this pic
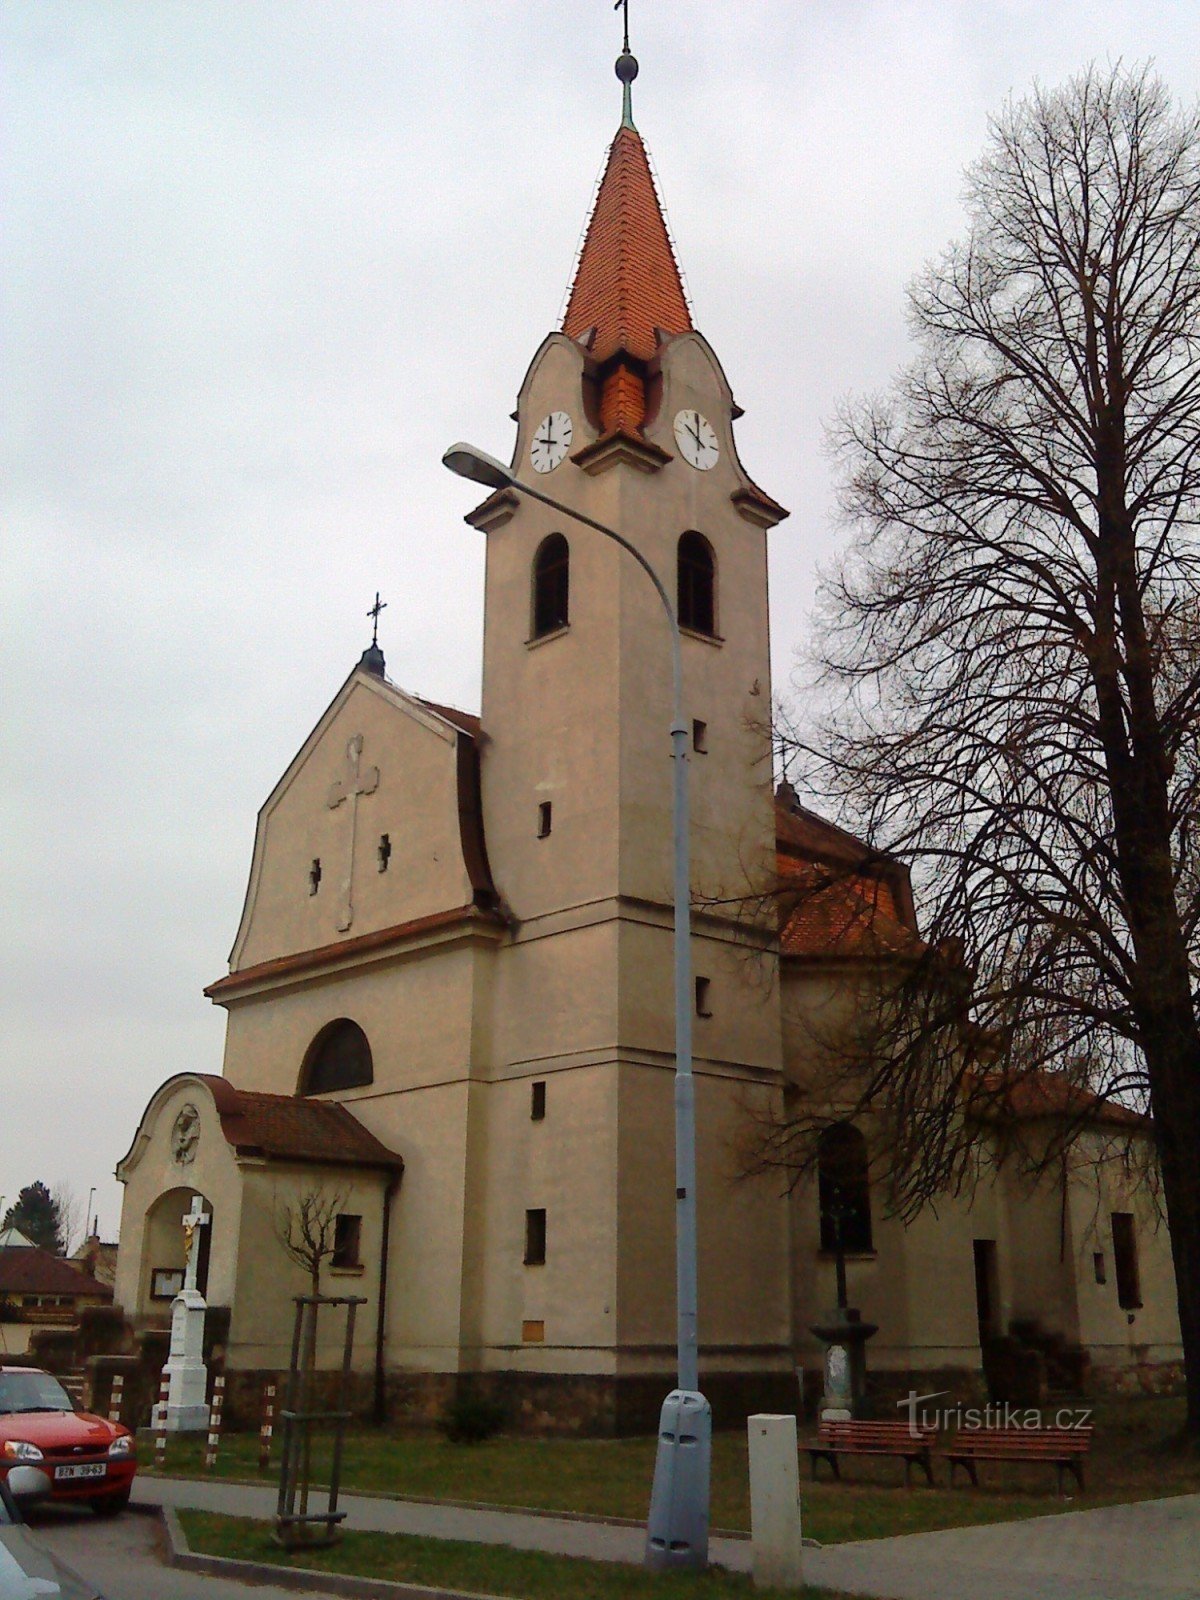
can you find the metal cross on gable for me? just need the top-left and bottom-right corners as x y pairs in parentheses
(327, 733), (380, 932)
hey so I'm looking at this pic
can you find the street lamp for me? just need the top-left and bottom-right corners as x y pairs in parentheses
(442, 443), (711, 1570)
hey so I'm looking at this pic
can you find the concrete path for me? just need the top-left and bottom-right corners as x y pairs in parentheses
(136, 1477), (1200, 1600)
(28, 1500), (346, 1600)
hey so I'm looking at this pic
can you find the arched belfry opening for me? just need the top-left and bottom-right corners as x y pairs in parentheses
(300, 1019), (374, 1095)
(677, 531), (716, 635)
(532, 533), (570, 638)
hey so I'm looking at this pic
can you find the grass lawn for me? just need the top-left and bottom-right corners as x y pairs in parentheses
(145, 1395), (1200, 1548)
(177, 1509), (852, 1600)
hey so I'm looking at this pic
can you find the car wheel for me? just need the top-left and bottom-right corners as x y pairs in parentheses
(89, 1487), (131, 1517)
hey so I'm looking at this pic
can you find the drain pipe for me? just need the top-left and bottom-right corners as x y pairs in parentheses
(374, 1169), (401, 1423)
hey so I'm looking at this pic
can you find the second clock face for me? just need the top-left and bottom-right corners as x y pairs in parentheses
(674, 410), (719, 470)
(530, 411), (573, 473)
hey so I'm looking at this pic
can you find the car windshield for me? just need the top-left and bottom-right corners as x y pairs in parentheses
(0, 1371), (73, 1415)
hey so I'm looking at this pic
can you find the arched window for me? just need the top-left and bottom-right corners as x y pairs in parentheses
(532, 534), (570, 637)
(301, 1019), (374, 1095)
(677, 532), (716, 635)
(817, 1122), (872, 1253)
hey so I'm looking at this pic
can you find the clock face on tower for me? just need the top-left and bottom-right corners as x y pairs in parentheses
(530, 411), (573, 474)
(674, 410), (719, 470)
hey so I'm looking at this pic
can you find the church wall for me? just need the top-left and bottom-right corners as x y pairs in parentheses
(229, 1162), (386, 1374)
(1061, 1136), (1182, 1378)
(616, 335), (777, 919)
(217, 943), (479, 1099)
(235, 678), (475, 972)
(486, 920), (618, 1076)
(479, 340), (622, 926)
(471, 1062), (619, 1373)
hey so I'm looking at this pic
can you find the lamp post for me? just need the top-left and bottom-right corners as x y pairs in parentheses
(442, 443), (711, 1570)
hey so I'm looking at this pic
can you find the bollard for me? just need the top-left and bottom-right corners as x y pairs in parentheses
(154, 1372), (170, 1472)
(748, 1414), (803, 1590)
(107, 1373), (125, 1427)
(259, 1380), (277, 1474)
(204, 1374), (226, 1471)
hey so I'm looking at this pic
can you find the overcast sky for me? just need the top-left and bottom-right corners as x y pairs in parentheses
(5, 1), (1200, 1243)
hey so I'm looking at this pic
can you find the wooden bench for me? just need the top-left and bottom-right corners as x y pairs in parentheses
(807, 1419), (938, 1486)
(945, 1425), (1093, 1493)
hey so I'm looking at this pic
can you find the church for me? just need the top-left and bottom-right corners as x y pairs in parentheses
(113, 47), (1182, 1433)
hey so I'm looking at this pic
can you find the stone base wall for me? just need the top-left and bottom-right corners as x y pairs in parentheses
(218, 1365), (799, 1437)
(1089, 1358), (1186, 1399)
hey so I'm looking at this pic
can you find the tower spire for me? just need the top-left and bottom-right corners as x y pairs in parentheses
(614, 0), (637, 128)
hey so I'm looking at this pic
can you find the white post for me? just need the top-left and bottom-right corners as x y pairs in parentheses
(747, 1413), (803, 1590)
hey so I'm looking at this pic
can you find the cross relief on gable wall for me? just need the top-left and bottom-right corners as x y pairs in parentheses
(327, 732), (380, 932)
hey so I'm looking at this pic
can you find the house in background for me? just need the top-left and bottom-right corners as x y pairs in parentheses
(0, 1232), (112, 1360)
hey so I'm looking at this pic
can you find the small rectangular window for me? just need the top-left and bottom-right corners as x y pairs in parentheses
(524, 1208), (546, 1266)
(332, 1214), (362, 1270)
(695, 976), (712, 1017)
(1093, 1251), (1107, 1285)
(531, 1081), (546, 1121)
(378, 833), (392, 872)
(537, 801), (552, 838)
(692, 719), (708, 754)
(309, 858), (322, 895)
(522, 1319), (545, 1343)
(1111, 1212), (1142, 1308)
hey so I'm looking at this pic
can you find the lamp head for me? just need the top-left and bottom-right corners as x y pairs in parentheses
(441, 443), (514, 491)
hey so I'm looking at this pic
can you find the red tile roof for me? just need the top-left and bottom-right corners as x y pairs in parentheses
(774, 794), (920, 959)
(195, 1076), (403, 1169)
(966, 1069), (1147, 1130)
(0, 1247), (112, 1300)
(563, 125), (692, 364)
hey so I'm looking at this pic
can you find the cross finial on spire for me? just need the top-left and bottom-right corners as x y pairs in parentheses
(614, 0), (638, 129)
(367, 592), (387, 648)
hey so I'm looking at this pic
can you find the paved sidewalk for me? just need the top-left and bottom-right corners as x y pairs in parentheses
(137, 1477), (1200, 1600)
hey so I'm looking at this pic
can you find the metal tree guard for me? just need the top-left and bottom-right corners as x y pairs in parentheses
(275, 1293), (366, 1549)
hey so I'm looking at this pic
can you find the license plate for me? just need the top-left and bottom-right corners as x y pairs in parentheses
(54, 1463), (106, 1481)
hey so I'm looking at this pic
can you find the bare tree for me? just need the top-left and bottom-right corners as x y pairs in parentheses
(50, 1183), (87, 1258)
(273, 1186), (349, 1297)
(781, 64), (1200, 1435)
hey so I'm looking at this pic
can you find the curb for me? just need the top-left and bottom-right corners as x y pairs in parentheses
(160, 1503), (514, 1600)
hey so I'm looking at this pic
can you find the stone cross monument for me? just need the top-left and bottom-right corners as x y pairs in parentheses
(163, 1194), (211, 1431)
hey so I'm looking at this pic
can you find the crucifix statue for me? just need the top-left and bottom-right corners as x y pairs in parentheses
(181, 1194), (211, 1294)
(327, 733), (380, 932)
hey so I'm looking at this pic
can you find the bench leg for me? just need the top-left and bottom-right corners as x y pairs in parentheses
(916, 1449), (934, 1487)
(808, 1449), (839, 1482)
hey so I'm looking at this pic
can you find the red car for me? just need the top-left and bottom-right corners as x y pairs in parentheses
(0, 1366), (136, 1516)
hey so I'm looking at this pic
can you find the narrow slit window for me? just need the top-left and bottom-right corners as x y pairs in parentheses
(309, 858), (322, 895)
(377, 833), (392, 872)
(531, 1081), (546, 1121)
(692, 719), (708, 754)
(524, 1208), (546, 1266)
(1093, 1251), (1107, 1285)
(695, 976), (712, 1017)
(537, 801), (552, 838)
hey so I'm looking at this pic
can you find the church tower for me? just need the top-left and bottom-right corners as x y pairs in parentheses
(463, 47), (793, 1421)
